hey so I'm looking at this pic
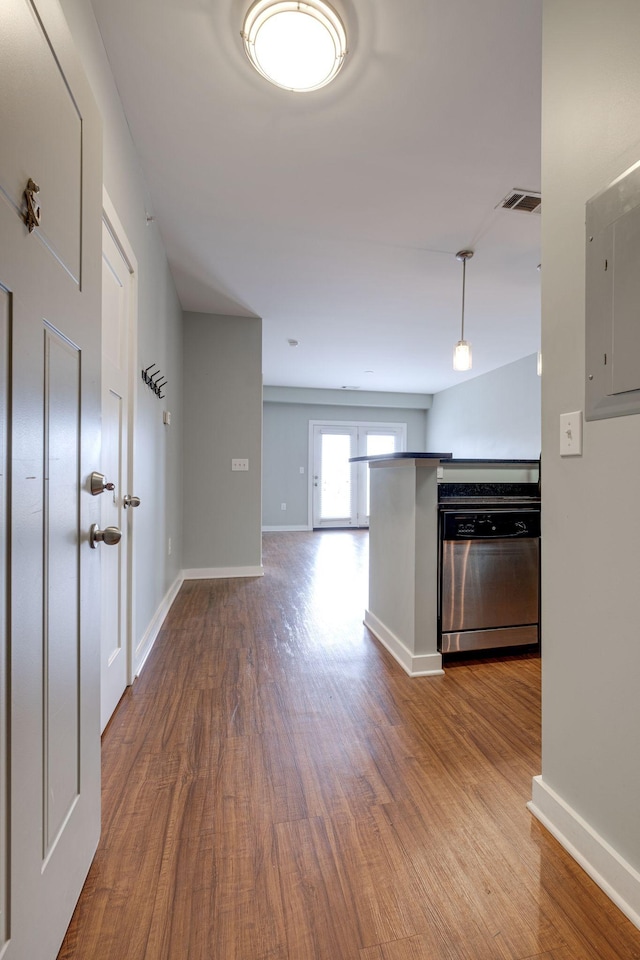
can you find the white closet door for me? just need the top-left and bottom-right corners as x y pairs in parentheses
(0, 0), (103, 957)
(100, 213), (137, 732)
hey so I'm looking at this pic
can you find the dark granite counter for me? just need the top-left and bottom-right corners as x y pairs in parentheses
(440, 458), (540, 465)
(349, 451), (452, 463)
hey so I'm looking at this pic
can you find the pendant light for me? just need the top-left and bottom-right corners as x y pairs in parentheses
(453, 249), (473, 372)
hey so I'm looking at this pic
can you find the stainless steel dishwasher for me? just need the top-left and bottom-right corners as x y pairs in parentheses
(439, 506), (540, 654)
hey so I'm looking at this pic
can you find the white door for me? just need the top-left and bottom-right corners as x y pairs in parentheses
(359, 428), (404, 524)
(312, 426), (358, 527)
(0, 1), (102, 957)
(100, 212), (137, 731)
(311, 423), (405, 528)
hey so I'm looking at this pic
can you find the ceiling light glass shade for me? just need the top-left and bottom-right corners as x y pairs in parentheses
(453, 339), (472, 371)
(242, 0), (347, 92)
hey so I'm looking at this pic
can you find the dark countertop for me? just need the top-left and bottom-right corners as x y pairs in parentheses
(440, 458), (540, 465)
(349, 452), (452, 463)
(349, 453), (539, 464)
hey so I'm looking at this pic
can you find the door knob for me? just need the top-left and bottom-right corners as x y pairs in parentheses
(123, 495), (141, 509)
(89, 524), (122, 549)
(90, 471), (115, 496)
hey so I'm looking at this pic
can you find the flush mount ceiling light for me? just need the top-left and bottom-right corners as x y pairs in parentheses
(242, 0), (347, 92)
(453, 250), (473, 372)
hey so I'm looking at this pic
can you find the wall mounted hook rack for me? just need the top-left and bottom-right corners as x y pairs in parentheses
(141, 363), (167, 399)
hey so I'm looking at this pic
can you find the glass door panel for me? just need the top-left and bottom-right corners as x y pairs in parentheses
(319, 433), (354, 522)
(312, 426), (357, 527)
(363, 432), (399, 520)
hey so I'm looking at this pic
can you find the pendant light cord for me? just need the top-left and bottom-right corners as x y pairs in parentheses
(460, 257), (466, 341)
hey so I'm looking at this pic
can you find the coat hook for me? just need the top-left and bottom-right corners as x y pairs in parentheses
(141, 363), (167, 400)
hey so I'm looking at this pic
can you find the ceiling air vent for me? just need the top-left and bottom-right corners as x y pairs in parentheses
(498, 189), (541, 214)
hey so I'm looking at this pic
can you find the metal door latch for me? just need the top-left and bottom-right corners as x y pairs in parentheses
(123, 495), (141, 509)
(23, 178), (41, 233)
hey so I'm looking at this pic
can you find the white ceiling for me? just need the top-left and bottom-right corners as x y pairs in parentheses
(92, 0), (542, 395)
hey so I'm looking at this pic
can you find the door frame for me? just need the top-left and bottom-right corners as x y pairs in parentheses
(102, 189), (138, 688)
(307, 419), (407, 528)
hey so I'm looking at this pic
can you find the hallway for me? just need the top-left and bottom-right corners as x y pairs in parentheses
(58, 531), (640, 959)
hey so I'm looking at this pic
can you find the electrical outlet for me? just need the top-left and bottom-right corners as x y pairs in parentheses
(299, 466), (305, 474)
(167, 537), (172, 556)
(163, 410), (171, 426)
(560, 411), (583, 456)
(231, 459), (249, 471)
(281, 502), (287, 510)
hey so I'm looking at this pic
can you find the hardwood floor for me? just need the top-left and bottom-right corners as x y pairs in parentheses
(58, 530), (640, 959)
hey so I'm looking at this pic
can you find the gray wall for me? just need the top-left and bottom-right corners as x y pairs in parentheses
(59, 0), (184, 652)
(539, 0), (640, 897)
(263, 401), (428, 527)
(183, 313), (263, 571)
(425, 354), (541, 458)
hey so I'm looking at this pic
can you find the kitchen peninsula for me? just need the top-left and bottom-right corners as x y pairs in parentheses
(351, 453), (540, 677)
(350, 452), (451, 677)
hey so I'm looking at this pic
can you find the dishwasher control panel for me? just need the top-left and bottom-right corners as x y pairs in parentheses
(442, 509), (540, 540)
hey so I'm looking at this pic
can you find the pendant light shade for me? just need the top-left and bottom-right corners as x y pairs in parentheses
(453, 339), (472, 371)
(242, 0), (347, 92)
(453, 249), (473, 372)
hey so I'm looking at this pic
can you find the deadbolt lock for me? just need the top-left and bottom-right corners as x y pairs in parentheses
(90, 471), (116, 496)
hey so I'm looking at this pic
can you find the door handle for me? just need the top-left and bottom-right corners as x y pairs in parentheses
(90, 471), (115, 496)
(123, 495), (141, 509)
(90, 524), (122, 549)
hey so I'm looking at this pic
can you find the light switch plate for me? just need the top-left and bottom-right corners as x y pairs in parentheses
(560, 411), (583, 456)
(231, 458), (249, 471)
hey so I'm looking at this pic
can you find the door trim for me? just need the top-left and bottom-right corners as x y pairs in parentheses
(101, 190), (138, 687)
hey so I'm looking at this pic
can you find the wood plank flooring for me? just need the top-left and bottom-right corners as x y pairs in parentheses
(58, 530), (640, 959)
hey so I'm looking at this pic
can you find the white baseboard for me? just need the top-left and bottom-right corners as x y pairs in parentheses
(262, 525), (311, 532)
(364, 609), (444, 677)
(134, 573), (183, 677)
(528, 775), (640, 929)
(182, 565), (264, 580)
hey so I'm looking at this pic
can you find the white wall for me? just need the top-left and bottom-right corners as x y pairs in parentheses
(183, 313), (262, 573)
(263, 400), (429, 527)
(425, 354), (541, 458)
(58, 0), (184, 659)
(530, 0), (640, 925)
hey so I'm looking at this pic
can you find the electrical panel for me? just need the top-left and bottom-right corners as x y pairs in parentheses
(585, 162), (640, 420)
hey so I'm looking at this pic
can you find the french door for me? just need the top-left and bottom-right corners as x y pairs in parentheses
(311, 422), (406, 528)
